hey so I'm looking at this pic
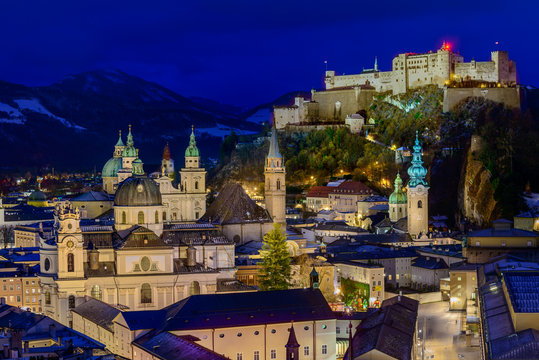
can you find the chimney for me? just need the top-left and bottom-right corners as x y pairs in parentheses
(187, 244), (197, 267)
(49, 324), (56, 339)
(88, 249), (100, 271)
(426, 256), (430, 261)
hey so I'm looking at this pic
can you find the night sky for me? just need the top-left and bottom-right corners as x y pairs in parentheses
(0, 0), (536, 108)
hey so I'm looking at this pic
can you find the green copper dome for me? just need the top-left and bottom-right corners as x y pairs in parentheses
(102, 157), (122, 177)
(122, 146), (137, 157)
(132, 157), (144, 175)
(407, 131), (428, 188)
(389, 173), (407, 204)
(185, 126), (199, 157)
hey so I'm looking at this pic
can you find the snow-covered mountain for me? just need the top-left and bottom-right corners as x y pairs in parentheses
(0, 70), (259, 170)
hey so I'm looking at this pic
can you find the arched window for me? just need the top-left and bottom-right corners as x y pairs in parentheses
(277, 179), (281, 190)
(122, 211), (127, 224)
(195, 181), (199, 190)
(418, 200), (423, 209)
(162, 212), (167, 222)
(138, 211), (144, 225)
(68, 295), (75, 309)
(141, 283), (152, 304)
(67, 253), (74, 272)
(91, 285), (102, 300)
(190, 281), (200, 295)
(155, 211), (159, 224)
(45, 291), (51, 305)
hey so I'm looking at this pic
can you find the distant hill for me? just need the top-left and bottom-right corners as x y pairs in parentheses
(0, 69), (259, 171)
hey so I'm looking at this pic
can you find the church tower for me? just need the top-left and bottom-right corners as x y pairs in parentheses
(56, 204), (84, 279)
(264, 128), (286, 225)
(161, 143), (175, 179)
(180, 126), (206, 220)
(389, 172), (407, 222)
(406, 131), (429, 238)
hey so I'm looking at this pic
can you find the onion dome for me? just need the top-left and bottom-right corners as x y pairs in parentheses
(102, 157), (122, 177)
(185, 126), (199, 158)
(114, 177), (162, 206)
(407, 131), (428, 188)
(389, 173), (407, 204)
(132, 154), (144, 176)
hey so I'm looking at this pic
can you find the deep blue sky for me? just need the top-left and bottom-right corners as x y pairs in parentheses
(0, 0), (536, 107)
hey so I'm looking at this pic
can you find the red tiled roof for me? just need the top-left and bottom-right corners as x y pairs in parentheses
(332, 181), (375, 195)
(306, 186), (333, 198)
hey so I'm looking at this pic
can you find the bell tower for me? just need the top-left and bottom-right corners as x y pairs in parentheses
(264, 128), (286, 225)
(56, 203), (84, 279)
(406, 132), (429, 238)
(180, 126), (206, 220)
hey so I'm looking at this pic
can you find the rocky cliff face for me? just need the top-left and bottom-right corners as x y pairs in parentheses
(458, 137), (499, 226)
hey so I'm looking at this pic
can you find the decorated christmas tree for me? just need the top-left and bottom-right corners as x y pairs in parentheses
(259, 223), (291, 290)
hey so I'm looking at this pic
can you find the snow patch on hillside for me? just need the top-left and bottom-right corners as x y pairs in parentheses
(0, 102), (25, 124)
(246, 108), (272, 124)
(13, 99), (86, 130)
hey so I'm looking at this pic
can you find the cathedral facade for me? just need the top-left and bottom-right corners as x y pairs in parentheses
(42, 144), (233, 327)
(102, 126), (206, 222)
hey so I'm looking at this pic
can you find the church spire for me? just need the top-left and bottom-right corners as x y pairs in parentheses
(185, 125), (200, 158)
(374, 56), (378, 72)
(407, 131), (428, 188)
(266, 127), (282, 167)
(285, 322), (300, 360)
(115, 130), (125, 147)
(163, 143), (171, 160)
(126, 124), (134, 147)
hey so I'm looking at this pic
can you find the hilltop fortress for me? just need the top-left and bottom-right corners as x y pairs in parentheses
(275, 44), (518, 130)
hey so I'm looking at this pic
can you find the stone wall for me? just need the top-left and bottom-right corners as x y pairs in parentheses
(443, 87), (521, 112)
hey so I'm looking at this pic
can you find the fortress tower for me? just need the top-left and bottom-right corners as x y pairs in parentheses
(264, 128), (286, 225)
(406, 132), (429, 238)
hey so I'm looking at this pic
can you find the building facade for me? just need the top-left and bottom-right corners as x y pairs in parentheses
(264, 128), (286, 225)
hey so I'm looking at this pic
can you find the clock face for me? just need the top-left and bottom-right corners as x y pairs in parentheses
(137, 184), (144, 193)
(66, 240), (74, 249)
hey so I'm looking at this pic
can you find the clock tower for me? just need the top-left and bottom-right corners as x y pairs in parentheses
(406, 132), (429, 239)
(264, 127), (286, 225)
(57, 203), (84, 279)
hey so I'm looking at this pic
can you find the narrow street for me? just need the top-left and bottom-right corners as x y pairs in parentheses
(416, 302), (480, 360)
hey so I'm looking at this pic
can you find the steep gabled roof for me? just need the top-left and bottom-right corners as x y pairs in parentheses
(199, 183), (272, 225)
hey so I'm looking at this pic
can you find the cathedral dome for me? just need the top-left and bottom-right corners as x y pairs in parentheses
(102, 157), (122, 178)
(29, 190), (47, 201)
(114, 176), (162, 206)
